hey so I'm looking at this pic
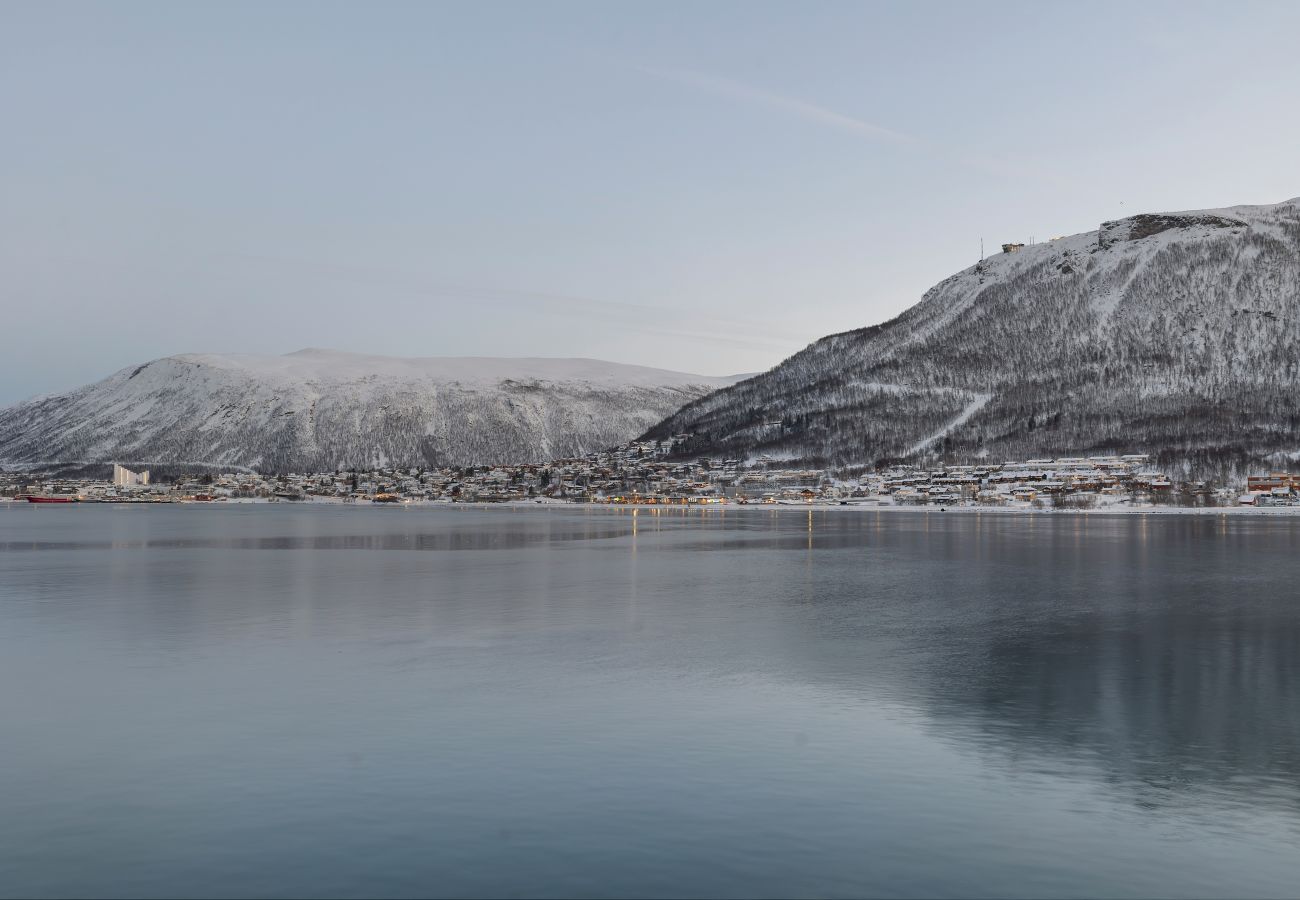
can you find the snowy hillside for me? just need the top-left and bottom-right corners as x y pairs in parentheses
(0, 349), (740, 472)
(646, 197), (1300, 476)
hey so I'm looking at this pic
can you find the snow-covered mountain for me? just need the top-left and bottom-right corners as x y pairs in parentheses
(0, 349), (741, 471)
(646, 197), (1300, 476)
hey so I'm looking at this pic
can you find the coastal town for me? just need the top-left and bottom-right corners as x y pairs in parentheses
(2, 439), (1297, 509)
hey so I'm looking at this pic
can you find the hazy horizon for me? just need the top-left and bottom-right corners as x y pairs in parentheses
(4, 0), (1299, 404)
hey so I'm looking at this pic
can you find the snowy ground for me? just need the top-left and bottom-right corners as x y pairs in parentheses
(905, 391), (994, 455)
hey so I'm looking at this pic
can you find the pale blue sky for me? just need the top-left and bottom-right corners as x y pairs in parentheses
(3, 0), (1299, 403)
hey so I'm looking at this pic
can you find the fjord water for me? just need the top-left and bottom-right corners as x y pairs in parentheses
(2, 505), (1299, 898)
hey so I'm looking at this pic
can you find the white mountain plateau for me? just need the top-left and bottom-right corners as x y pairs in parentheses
(0, 349), (741, 472)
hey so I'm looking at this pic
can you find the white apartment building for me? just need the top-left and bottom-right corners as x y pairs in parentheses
(113, 464), (150, 487)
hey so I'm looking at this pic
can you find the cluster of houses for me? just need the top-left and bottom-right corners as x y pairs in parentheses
(2, 443), (1296, 509)
(875, 455), (1182, 506)
(1242, 473), (1300, 507)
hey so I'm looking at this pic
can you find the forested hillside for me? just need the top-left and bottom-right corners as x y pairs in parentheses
(645, 198), (1300, 477)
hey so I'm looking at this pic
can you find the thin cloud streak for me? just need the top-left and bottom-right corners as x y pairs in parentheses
(639, 64), (1064, 184)
(639, 65), (918, 146)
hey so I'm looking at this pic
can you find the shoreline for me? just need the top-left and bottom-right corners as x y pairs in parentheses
(4, 497), (1299, 517)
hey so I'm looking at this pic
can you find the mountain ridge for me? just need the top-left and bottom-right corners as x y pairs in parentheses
(644, 196), (1300, 477)
(0, 350), (742, 472)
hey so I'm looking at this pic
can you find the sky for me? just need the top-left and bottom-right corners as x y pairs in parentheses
(3, 0), (1300, 404)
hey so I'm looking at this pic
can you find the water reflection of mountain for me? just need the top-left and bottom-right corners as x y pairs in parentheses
(774, 512), (1300, 818)
(919, 610), (1300, 816)
(603, 505), (1300, 822)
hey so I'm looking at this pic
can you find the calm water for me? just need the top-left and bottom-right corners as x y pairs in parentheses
(2, 503), (1299, 898)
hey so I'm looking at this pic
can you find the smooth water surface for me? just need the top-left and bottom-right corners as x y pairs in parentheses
(2, 504), (1299, 898)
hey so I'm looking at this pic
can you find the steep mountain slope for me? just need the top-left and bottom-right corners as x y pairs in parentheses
(0, 349), (740, 471)
(646, 198), (1300, 475)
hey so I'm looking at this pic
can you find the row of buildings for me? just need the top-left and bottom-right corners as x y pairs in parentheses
(4, 444), (1296, 508)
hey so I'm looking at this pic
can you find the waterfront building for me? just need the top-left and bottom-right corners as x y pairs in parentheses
(113, 464), (150, 487)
